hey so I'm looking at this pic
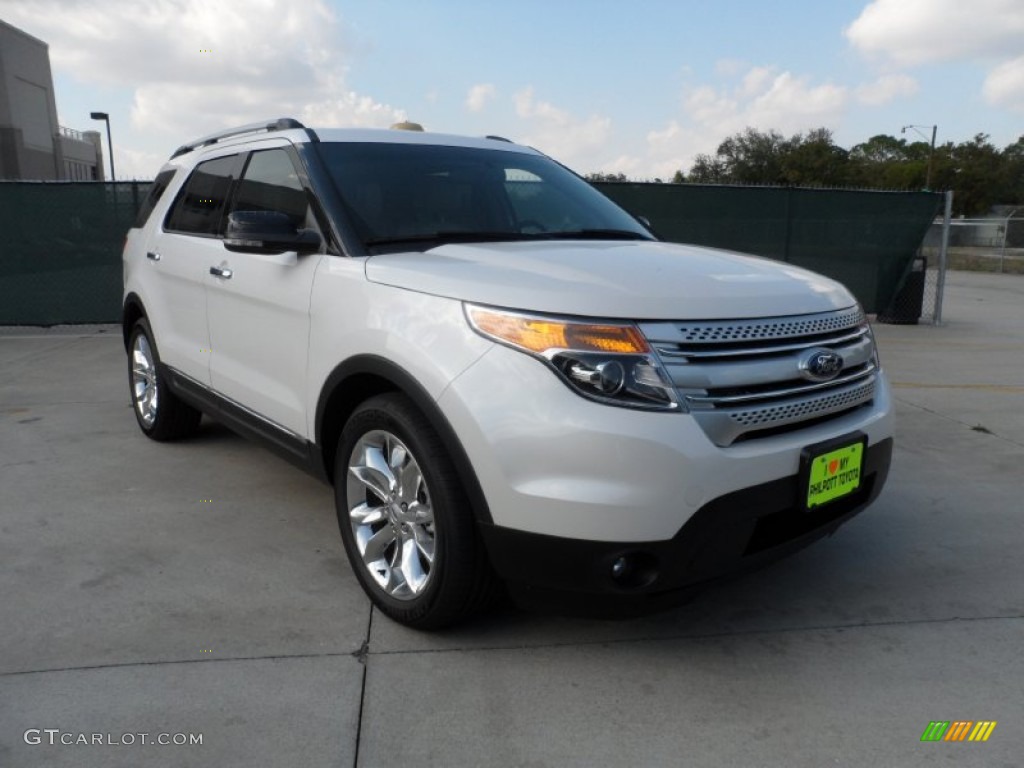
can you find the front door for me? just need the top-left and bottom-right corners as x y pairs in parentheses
(205, 146), (322, 437)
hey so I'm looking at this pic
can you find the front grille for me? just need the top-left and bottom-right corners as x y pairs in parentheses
(728, 379), (876, 428)
(639, 307), (877, 446)
(673, 306), (864, 343)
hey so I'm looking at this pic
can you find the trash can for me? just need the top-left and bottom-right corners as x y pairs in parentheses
(878, 256), (927, 325)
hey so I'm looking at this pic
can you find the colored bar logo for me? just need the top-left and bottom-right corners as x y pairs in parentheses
(921, 721), (997, 742)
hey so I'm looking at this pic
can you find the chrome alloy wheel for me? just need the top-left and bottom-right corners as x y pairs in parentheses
(131, 333), (159, 427)
(346, 430), (436, 600)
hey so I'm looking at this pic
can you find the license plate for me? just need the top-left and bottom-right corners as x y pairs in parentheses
(803, 437), (865, 510)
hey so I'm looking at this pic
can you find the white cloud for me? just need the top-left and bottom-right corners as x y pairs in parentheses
(114, 146), (166, 181)
(846, 0), (1024, 127)
(511, 87), (611, 165)
(739, 66), (775, 99)
(714, 58), (746, 78)
(682, 68), (847, 138)
(623, 67), (849, 180)
(845, 0), (1024, 67)
(0, 0), (404, 173)
(983, 55), (1024, 110)
(855, 73), (919, 106)
(465, 83), (496, 112)
(746, 72), (847, 128)
(584, 66), (850, 180)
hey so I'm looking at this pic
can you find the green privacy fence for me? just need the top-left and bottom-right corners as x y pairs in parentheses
(594, 183), (943, 313)
(0, 181), (151, 325)
(0, 180), (940, 325)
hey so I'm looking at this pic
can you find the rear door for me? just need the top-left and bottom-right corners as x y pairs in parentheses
(147, 153), (242, 384)
(205, 145), (323, 437)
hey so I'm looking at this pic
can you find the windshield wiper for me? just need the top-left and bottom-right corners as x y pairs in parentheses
(365, 228), (653, 250)
(538, 229), (652, 241)
(365, 231), (536, 247)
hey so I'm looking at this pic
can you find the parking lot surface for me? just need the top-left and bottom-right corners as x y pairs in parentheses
(2, 270), (1022, 767)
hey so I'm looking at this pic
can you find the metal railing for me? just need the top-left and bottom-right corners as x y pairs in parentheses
(58, 125), (90, 142)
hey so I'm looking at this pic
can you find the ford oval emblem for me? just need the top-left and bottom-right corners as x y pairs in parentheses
(799, 349), (844, 382)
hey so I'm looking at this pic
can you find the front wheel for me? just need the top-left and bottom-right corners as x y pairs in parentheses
(128, 318), (201, 441)
(335, 393), (494, 629)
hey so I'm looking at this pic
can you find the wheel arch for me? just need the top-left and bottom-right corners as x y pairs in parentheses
(315, 355), (493, 524)
(121, 293), (147, 352)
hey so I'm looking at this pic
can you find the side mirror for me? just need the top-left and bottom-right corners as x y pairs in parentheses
(224, 210), (321, 255)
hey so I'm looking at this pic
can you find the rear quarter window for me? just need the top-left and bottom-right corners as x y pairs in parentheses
(132, 169), (177, 229)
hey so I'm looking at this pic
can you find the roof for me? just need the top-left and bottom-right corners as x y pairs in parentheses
(169, 117), (534, 161)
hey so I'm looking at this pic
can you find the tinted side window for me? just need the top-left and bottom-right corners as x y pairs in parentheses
(164, 155), (237, 235)
(133, 169), (177, 229)
(230, 149), (309, 229)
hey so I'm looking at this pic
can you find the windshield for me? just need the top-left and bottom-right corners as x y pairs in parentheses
(314, 142), (653, 252)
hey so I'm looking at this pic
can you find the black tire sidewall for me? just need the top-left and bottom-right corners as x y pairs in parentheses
(128, 318), (162, 436)
(335, 394), (475, 627)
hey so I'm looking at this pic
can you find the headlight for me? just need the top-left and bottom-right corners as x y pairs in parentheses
(465, 304), (681, 411)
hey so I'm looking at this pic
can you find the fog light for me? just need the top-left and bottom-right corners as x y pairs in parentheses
(609, 552), (658, 589)
(611, 556), (630, 580)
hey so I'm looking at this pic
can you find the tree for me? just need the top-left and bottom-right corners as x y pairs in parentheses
(848, 134), (926, 189)
(1000, 136), (1024, 205)
(686, 153), (727, 183)
(715, 128), (789, 184)
(595, 128), (1024, 212)
(849, 134), (910, 165)
(781, 128), (849, 186)
(686, 127), (850, 186)
(947, 134), (1004, 215)
(585, 171), (628, 183)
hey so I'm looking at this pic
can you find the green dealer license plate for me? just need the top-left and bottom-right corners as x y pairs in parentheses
(804, 437), (865, 510)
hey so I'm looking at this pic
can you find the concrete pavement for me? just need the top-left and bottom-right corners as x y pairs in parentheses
(1, 270), (1022, 767)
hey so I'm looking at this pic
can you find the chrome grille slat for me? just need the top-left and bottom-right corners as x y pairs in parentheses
(664, 306), (865, 344)
(638, 307), (877, 446)
(685, 363), (877, 406)
(690, 378), (877, 445)
(727, 379), (877, 429)
(653, 327), (869, 360)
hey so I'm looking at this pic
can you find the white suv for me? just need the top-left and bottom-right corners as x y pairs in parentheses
(123, 118), (893, 628)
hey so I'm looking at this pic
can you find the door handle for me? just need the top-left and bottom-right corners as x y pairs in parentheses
(209, 266), (233, 279)
(146, 251), (160, 261)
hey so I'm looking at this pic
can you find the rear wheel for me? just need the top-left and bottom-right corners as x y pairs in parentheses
(128, 318), (201, 441)
(335, 393), (494, 629)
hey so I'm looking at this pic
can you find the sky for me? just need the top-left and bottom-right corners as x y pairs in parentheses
(1, 0), (1022, 180)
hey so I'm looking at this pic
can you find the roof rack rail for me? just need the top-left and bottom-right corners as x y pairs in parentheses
(170, 118), (316, 159)
(484, 135), (513, 143)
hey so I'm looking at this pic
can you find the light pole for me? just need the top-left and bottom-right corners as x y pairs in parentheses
(901, 124), (937, 190)
(90, 111), (115, 181)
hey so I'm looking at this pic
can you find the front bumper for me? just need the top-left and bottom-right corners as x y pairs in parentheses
(439, 343), (894, 542)
(482, 437), (892, 614)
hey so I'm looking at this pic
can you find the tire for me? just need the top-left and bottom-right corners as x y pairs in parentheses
(128, 318), (202, 441)
(335, 393), (495, 629)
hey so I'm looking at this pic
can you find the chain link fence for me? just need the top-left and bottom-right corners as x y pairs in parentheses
(3, 179), (944, 325)
(597, 183), (943, 316)
(921, 213), (1024, 276)
(876, 191), (961, 326)
(0, 181), (150, 325)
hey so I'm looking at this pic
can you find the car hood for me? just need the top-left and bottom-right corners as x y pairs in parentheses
(364, 240), (856, 319)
